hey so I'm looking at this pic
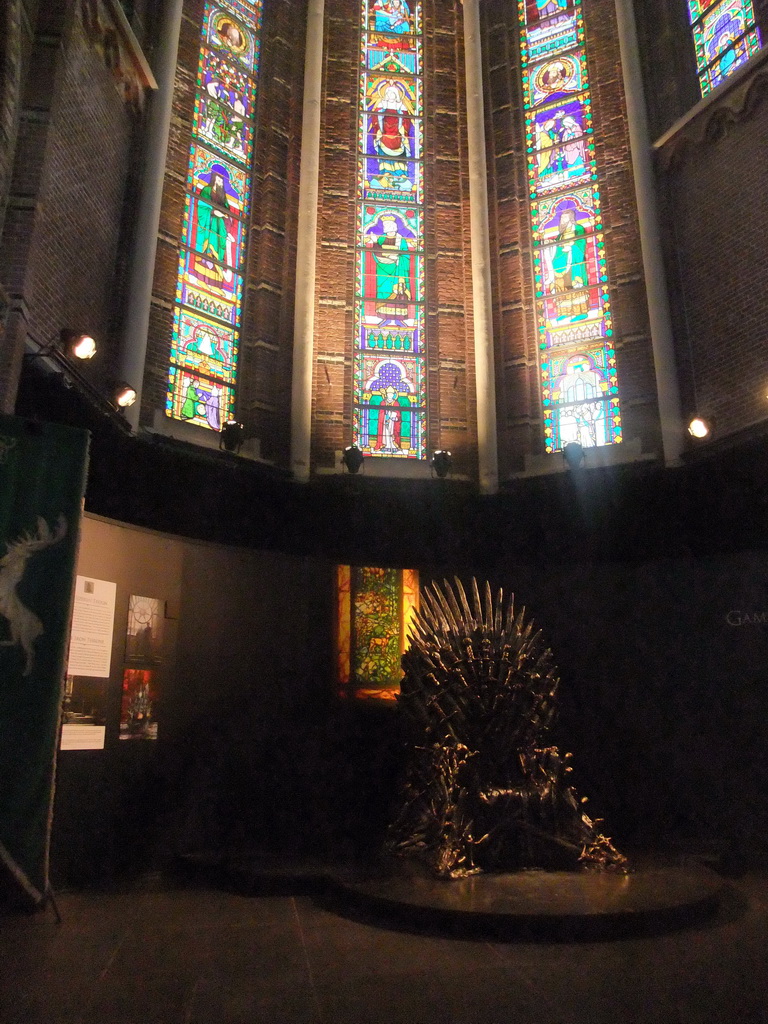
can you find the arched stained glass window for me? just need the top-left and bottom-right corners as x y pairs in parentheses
(518, 0), (621, 454)
(337, 566), (419, 701)
(353, 0), (427, 458)
(166, 1), (263, 430)
(687, 1), (762, 95)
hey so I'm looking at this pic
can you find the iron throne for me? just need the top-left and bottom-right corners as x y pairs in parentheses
(386, 579), (626, 878)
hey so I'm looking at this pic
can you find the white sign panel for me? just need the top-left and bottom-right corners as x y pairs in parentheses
(67, 576), (117, 678)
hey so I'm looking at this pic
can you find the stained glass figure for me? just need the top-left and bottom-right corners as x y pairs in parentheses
(688, 0), (761, 94)
(518, 0), (622, 453)
(354, 0), (426, 457)
(167, 0), (263, 431)
(337, 565), (420, 701)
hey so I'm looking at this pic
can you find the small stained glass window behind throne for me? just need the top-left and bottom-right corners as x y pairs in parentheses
(337, 566), (419, 701)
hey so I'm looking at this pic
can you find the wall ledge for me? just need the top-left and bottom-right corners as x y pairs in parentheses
(654, 45), (768, 168)
(78, 0), (158, 110)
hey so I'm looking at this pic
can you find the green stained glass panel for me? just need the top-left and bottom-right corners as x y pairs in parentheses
(352, 567), (401, 687)
(167, 367), (235, 429)
(171, 308), (238, 385)
(188, 145), (249, 216)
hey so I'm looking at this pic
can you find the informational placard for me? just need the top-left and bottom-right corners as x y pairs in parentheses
(67, 576), (117, 678)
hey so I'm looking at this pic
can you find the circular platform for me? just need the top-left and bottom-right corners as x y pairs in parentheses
(329, 864), (725, 941)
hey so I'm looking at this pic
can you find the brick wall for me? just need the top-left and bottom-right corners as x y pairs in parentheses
(311, 0), (478, 477)
(143, 0), (307, 465)
(483, 0), (661, 477)
(661, 90), (768, 439)
(0, 0), (39, 407)
(0, 0), (138, 412)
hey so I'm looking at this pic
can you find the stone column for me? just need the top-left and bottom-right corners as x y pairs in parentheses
(118, 0), (182, 431)
(463, 0), (498, 494)
(290, 0), (325, 482)
(614, 0), (684, 465)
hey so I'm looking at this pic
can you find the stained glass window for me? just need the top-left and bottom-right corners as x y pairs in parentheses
(166, 1), (263, 430)
(337, 566), (419, 701)
(518, 0), (621, 453)
(687, 1), (762, 95)
(353, 0), (427, 458)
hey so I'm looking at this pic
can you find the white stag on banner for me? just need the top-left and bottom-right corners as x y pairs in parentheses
(0, 515), (67, 676)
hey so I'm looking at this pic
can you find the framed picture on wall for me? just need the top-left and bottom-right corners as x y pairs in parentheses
(125, 595), (163, 666)
(119, 668), (158, 741)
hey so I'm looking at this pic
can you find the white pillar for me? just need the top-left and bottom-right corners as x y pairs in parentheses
(290, 0), (325, 482)
(118, 0), (182, 431)
(614, 0), (684, 466)
(463, 0), (499, 495)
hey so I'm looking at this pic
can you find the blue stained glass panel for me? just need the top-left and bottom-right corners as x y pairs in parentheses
(688, 0), (761, 95)
(358, 155), (421, 205)
(359, 205), (420, 246)
(365, 0), (419, 35)
(355, 354), (425, 457)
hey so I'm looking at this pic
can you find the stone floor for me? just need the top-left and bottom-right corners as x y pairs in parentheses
(1, 870), (767, 1024)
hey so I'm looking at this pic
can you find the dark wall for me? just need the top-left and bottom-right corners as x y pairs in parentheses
(52, 499), (768, 883)
(635, 0), (768, 445)
(659, 80), (768, 439)
(52, 515), (336, 882)
(445, 553), (768, 860)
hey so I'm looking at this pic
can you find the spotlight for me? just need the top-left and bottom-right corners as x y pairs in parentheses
(342, 444), (365, 474)
(562, 441), (585, 470)
(687, 416), (712, 439)
(27, 330), (98, 362)
(220, 419), (245, 453)
(431, 450), (452, 479)
(60, 329), (96, 360)
(113, 382), (137, 409)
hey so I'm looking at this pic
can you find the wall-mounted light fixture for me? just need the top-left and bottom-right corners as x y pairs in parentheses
(687, 416), (712, 440)
(27, 329), (98, 363)
(431, 450), (452, 479)
(220, 419), (245, 453)
(342, 444), (365, 474)
(113, 382), (137, 410)
(24, 331), (135, 432)
(60, 330), (97, 360)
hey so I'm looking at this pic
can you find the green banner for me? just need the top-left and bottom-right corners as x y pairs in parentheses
(0, 415), (89, 904)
